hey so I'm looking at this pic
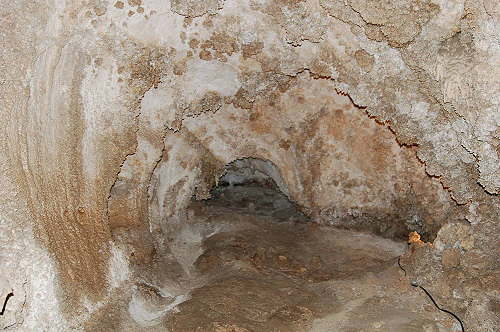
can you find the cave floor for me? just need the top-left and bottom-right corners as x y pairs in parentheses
(156, 187), (457, 332)
(105, 185), (459, 332)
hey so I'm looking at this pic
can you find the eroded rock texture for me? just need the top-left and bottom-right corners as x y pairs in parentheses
(0, 0), (498, 330)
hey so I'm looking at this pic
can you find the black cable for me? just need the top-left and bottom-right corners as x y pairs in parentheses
(398, 256), (407, 276)
(0, 292), (13, 316)
(398, 255), (465, 332)
(412, 283), (465, 332)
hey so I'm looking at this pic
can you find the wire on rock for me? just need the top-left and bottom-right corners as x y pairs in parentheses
(397, 256), (407, 277)
(412, 284), (465, 332)
(0, 292), (13, 316)
(398, 255), (465, 332)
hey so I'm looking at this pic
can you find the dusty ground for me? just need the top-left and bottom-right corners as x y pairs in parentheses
(85, 184), (462, 331)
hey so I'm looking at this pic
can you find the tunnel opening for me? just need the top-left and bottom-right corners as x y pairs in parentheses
(188, 151), (454, 245)
(198, 157), (309, 223)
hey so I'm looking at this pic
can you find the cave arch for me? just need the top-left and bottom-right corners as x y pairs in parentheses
(199, 157), (309, 223)
(215, 157), (291, 198)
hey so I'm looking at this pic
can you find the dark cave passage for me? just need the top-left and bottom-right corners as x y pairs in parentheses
(196, 157), (309, 223)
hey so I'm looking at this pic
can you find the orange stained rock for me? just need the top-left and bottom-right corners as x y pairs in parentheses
(408, 231), (432, 247)
(408, 231), (423, 244)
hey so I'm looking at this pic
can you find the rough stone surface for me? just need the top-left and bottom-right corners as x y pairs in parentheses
(0, 0), (498, 330)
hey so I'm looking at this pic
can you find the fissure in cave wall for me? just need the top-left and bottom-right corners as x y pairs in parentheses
(0, 0), (498, 330)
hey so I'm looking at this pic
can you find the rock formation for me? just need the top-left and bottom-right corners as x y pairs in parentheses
(0, 0), (498, 330)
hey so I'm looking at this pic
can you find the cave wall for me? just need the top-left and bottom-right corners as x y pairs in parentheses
(0, 0), (498, 330)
